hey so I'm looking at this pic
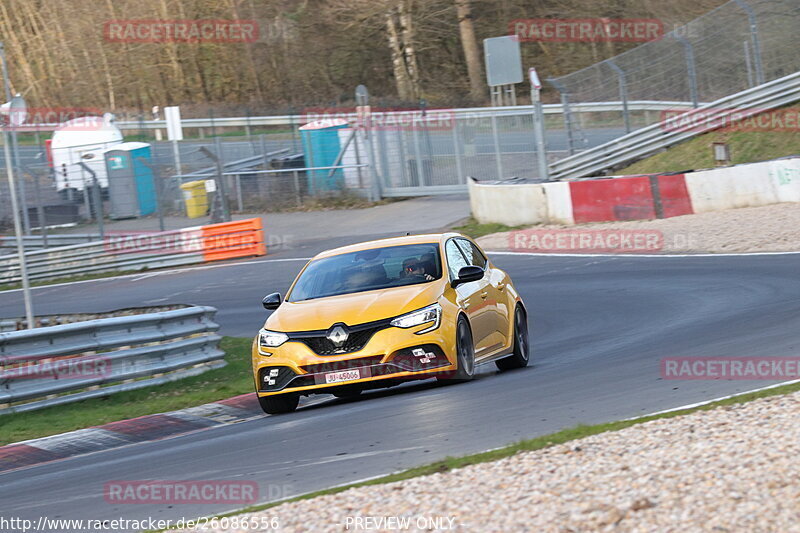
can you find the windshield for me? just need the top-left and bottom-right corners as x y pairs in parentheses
(288, 243), (442, 302)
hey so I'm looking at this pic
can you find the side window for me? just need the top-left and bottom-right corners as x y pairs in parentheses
(456, 239), (487, 269)
(445, 239), (469, 279)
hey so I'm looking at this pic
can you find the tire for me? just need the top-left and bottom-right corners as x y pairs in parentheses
(257, 393), (299, 414)
(496, 305), (530, 371)
(439, 316), (475, 382)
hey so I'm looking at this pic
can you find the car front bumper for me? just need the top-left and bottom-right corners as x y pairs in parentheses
(253, 324), (457, 397)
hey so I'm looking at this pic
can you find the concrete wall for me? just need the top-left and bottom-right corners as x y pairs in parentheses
(469, 179), (573, 226)
(469, 157), (800, 226)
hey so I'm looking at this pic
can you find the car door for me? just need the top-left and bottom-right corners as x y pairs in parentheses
(445, 238), (494, 356)
(454, 238), (509, 354)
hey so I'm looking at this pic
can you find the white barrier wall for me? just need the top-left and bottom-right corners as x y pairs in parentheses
(469, 156), (800, 226)
(767, 158), (800, 202)
(685, 157), (800, 212)
(468, 179), (574, 226)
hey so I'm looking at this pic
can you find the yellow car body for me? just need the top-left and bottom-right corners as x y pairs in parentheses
(251, 233), (529, 414)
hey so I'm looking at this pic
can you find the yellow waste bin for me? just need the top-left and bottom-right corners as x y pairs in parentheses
(180, 180), (209, 218)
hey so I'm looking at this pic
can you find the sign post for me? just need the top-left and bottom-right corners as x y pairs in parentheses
(529, 67), (550, 181)
(165, 105), (183, 177)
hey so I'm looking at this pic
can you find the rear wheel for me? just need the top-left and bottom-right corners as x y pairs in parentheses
(439, 316), (475, 382)
(496, 305), (530, 371)
(257, 393), (299, 414)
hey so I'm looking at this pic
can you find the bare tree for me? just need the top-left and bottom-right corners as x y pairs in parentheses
(454, 0), (484, 102)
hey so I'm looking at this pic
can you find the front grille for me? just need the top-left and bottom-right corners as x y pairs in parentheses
(301, 355), (385, 374)
(287, 318), (392, 356)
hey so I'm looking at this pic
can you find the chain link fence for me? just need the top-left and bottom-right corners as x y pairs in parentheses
(547, 0), (800, 154)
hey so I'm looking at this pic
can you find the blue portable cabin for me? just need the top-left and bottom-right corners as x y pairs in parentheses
(103, 142), (157, 219)
(299, 118), (349, 195)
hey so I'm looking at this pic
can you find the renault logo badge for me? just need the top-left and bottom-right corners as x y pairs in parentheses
(327, 325), (349, 347)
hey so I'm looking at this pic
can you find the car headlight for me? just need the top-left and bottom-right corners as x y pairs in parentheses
(390, 303), (441, 334)
(258, 329), (289, 354)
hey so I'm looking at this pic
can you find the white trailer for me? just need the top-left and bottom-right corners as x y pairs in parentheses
(50, 114), (123, 193)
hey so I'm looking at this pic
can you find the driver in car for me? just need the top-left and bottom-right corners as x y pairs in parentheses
(402, 258), (434, 281)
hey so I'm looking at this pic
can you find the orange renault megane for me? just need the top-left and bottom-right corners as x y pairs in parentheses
(252, 233), (529, 414)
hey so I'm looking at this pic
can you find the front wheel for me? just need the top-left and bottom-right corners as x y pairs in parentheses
(496, 305), (530, 371)
(439, 316), (475, 382)
(257, 393), (299, 414)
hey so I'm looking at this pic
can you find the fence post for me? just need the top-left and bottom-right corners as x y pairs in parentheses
(547, 79), (576, 156)
(199, 144), (230, 223)
(24, 166), (48, 247)
(77, 162), (104, 240)
(172, 140), (182, 177)
(733, 0), (765, 86)
(531, 84), (550, 181)
(10, 135), (29, 234)
(671, 33), (699, 108)
(292, 170), (302, 207)
(235, 174), (243, 212)
(451, 117), (465, 184)
(605, 59), (631, 134)
(743, 41), (755, 87)
(490, 110), (504, 179)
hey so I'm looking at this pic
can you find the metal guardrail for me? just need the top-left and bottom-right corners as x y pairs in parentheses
(0, 306), (224, 414)
(0, 218), (266, 285)
(0, 234), (100, 254)
(22, 101), (697, 131)
(549, 71), (800, 180)
(0, 238), (203, 284)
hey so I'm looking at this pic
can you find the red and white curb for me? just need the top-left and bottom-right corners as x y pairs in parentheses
(0, 393), (268, 474)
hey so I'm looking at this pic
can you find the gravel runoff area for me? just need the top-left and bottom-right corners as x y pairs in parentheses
(476, 202), (800, 254)
(188, 391), (800, 532)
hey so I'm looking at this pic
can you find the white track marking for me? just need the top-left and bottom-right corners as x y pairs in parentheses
(487, 250), (800, 258)
(624, 378), (800, 421)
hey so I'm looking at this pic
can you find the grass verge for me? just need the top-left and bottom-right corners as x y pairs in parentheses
(0, 337), (253, 446)
(618, 118), (800, 175)
(451, 217), (527, 239)
(210, 379), (800, 521)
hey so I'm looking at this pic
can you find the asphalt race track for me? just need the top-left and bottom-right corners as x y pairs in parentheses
(1, 246), (799, 526)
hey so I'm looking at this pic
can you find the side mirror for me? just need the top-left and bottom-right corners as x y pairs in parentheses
(262, 292), (282, 310)
(451, 265), (484, 288)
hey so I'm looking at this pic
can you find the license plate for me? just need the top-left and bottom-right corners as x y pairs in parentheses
(324, 369), (361, 384)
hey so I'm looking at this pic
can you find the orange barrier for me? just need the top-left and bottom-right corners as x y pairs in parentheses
(200, 218), (267, 262)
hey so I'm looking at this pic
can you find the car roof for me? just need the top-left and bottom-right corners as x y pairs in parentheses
(312, 233), (465, 260)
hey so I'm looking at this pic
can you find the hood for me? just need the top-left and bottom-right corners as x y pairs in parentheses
(265, 281), (444, 332)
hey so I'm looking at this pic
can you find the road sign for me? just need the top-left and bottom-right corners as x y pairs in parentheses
(484, 36), (523, 86)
